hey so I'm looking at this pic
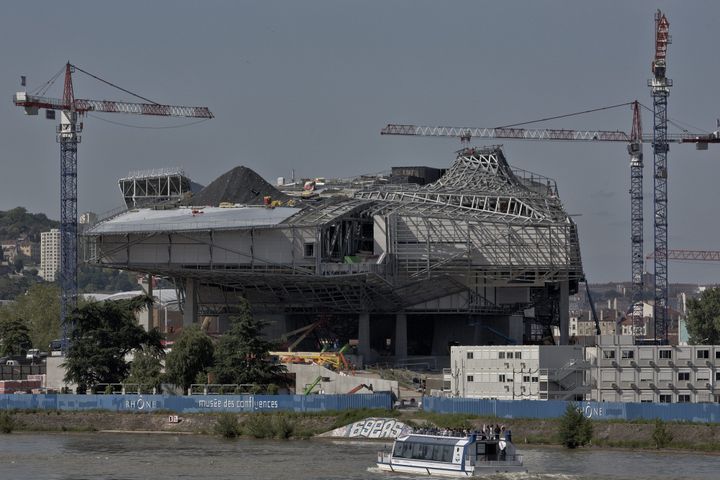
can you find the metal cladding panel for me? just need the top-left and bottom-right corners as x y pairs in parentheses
(421, 397), (720, 423)
(89, 206), (301, 234)
(0, 393), (392, 413)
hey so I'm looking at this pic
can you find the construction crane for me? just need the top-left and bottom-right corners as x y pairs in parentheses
(649, 10), (672, 344)
(646, 250), (720, 262)
(13, 62), (213, 350)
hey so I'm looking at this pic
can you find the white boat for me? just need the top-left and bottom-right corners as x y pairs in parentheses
(376, 433), (526, 477)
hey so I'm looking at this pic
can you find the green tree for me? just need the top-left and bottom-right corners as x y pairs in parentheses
(126, 349), (164, 392)
(164, 325), (214, 392)
(63, 295), (163, 392)
(686, 287), (720, 344)
(0, 317), (32, 356)
(212, 299), (286, 386)
(0, 283), (60, 349)
(558, 403), (593, 449)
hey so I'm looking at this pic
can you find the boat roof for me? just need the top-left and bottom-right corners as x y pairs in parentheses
(398, 434), (470, 446)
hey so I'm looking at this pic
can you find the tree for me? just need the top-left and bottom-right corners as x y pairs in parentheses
(0, 283), (60, 349)
(63, 295), (163, 392)
(558, 403), (593, 448)
(212, 299), (286, 386)
(125, 349), (164, 392)
(0, 317), (32, 356)
(164, 325), (214, 392)
(686, 287), (720, 344)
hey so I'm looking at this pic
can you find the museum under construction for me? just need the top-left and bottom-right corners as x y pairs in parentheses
(84, 145), (584, 365)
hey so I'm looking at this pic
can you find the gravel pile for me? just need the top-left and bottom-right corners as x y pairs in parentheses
(186, 166), (290, 206)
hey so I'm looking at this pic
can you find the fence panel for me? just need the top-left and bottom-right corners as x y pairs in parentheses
(0, 393), (392, 414)
(422, 397), (720, 424)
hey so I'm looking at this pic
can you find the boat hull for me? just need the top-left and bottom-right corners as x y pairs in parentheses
(376, 461), (527, 477)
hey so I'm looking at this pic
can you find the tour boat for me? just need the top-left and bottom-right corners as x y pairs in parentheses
(376, 432), (526, 477)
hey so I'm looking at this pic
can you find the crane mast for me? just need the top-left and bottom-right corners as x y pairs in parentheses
(628, 101), (644, 337)
(650, 10), (671, 344)
(13, 62), (213, 351)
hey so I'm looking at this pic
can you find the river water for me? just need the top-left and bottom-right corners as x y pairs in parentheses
(0, 432), (716, 480)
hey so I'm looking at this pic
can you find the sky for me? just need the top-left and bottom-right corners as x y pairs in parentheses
(1, 1), (719, 284)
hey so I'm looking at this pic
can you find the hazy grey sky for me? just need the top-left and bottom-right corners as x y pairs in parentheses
(2, 1), (719, 284)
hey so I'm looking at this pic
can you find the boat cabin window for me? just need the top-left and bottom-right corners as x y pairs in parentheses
(477, 442), (498, 460)
(393, 441), (455, 462)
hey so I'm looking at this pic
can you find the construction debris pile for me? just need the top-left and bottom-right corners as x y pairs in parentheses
(186, 165), (291, 206)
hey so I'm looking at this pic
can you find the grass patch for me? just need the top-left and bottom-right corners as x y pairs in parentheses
(242, 413), (298, 439)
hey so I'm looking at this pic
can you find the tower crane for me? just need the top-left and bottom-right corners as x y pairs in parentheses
(381, 105), (718, 341)
(13, 62), (213, 350)
(649, 10), (672, 344)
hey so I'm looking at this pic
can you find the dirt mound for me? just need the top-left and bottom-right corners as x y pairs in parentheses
(186, 166), (289, 206)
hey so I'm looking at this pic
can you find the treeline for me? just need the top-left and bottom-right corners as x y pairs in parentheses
(0, 207), (58, 242)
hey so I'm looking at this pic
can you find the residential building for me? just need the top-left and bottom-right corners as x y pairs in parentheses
(587, 335), (720, 403)
(40, 229), (61, 281)
(447, 345), (588, 401)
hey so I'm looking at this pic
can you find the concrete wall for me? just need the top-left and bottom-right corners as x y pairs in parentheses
(285, 363), (398, 397)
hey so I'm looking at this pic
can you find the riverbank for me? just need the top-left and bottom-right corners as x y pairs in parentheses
(3, 409), (720, 452)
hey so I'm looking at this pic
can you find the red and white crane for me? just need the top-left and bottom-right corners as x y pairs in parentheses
(13, 62), (213, 350)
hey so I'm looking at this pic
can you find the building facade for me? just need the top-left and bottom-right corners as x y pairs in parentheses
(588, 336), (720, 403)
(448, 345), (588, 401)
(40, 229), (61, 281)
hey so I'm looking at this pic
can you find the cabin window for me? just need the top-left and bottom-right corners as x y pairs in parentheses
(466, 352), (474, 359)
(697, 350), (709, 359)
(506, 352), (514, 359)
(498, 352), (505, 359)
(303, 242), (315, 258)
(394, 442), (453, 462)
(659, 350), (672, 359)
(515, 351), (522, 359)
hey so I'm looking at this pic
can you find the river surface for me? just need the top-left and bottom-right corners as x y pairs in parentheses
(0, 433), (716, 480)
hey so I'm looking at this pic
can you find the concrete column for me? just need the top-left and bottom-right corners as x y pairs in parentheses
(358, 313), (371, 361)
(183, 278), (198, 326)
(395, 312), (407, 359)
(559, 280), (569, 345)
(144, 274), (153, 331)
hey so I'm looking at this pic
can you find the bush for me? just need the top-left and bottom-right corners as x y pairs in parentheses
(214, 413), (241, 439)
(558, 403), (593, 448)
(266, 383), (279, 395)
(652, 418), (673, 449)
(242, 413), (297, 439)
(0, 411), (16, 434)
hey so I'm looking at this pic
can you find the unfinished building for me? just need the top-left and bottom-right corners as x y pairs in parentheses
(84, 146), (583, 365)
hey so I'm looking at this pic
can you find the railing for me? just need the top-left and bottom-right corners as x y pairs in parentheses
(377, 452), (392, 464)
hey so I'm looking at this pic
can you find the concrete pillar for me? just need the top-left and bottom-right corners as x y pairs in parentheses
(559, 280), (569, 345)
(183, 278), (198, 326)
(358, 313), (371, 361)
(395, 312), (407, 359)
(145, 274), (153, 330)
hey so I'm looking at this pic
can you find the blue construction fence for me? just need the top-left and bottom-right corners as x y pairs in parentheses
(0, 392), (392, 413)
(421, 397), (720, 424)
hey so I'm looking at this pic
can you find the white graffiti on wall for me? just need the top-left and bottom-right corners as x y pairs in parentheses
(327, 417), (412, 438)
